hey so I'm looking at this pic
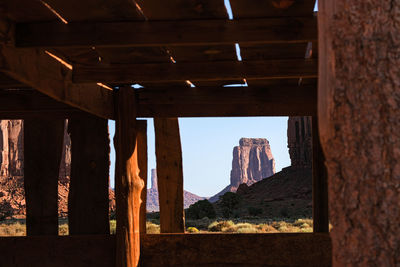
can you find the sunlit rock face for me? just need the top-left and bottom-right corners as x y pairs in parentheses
(287, 117), (312, 168)
(209, 138), (276, 202)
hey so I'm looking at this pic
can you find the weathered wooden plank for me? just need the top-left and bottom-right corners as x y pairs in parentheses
(0, 19), (114, 119)
(136, 120), (148, 234)
(0, 89), (83, 119)
(16, 17), (317, 48)
(312, 116), (329, 233)
(24, 118), (65, 235)
(154, 118), (185, 233)
(68, 114), (110, 235)
(0, 233), (332, 266)
(114, 87), (144, 267)
(73, 59), (317, 83)
(137, 85), (317, 117)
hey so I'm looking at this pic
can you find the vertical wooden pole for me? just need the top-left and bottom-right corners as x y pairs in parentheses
(136, 120), (148, 234)
(312, 116), (329, 233)
(68, 114), (110, 235)
(114, 87), (144, 267)
(154, 118), (185, 233)
(24, 118), (64, 235)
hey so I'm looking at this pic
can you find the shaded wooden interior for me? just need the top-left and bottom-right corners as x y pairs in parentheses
(0, 0), (331, 266)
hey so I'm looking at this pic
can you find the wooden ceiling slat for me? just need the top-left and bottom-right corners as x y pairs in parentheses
(72, 59), (317, 84)
(2, 0), (55, 22)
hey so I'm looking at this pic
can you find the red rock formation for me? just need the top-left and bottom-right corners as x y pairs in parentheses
(210, 138), (276, 202)
(287, 117), (312, 168)
(0, 119), (115, 218)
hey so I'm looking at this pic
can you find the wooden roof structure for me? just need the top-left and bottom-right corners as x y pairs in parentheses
(0, 0), (330, 266)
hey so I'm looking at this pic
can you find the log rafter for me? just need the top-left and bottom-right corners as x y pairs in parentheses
(15, 16), (317, 48)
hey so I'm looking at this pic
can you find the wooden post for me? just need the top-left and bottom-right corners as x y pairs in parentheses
(114, 87), (144, 267)
(136, 120), (148, 234)
(24, 118), (64, 235)
(311, 116), (329, 233)
(154, 118), (185, 233)
(67, 114), (110, 235)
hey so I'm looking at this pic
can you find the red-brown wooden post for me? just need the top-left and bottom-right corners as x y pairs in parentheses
(154, 118), (185, 233)
(24, 118), (64, 235)
(114, 87), (144, 267)
(68, 114), (110, 234)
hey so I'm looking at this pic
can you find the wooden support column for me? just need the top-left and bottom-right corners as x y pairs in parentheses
(67, 114), (110, 235)
(24, 118), (64, 235)
(154, 118), (185, 233)
(312, 116), (329, 233)
(114, 87), (144, 267)
(136, 121), (148, 234)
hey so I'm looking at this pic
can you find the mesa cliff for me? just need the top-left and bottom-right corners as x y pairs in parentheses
(209, 137), (276, 202)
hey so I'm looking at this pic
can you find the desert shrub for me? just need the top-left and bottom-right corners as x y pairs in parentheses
(208, 220), (234, 232)
(186, 227), (199, 233)
(186, 200), (216, 220)
(219, 192), (241, 218)
(110, 220), (116, 234)
(0, 221), (26, 236)
(258, 224), (279, 233)
(0, 201), (13, 221)
(146, 222), (160, 234)
(58, 223), (69, 235)
(293, 218), (313, 227)
(247, 206), (263, 216)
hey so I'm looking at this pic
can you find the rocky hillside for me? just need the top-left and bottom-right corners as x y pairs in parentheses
(209, 138), (275, 202)
(147, 169), (205, 212)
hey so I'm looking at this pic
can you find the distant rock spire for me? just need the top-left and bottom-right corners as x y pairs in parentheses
(150, 168), (158, 190)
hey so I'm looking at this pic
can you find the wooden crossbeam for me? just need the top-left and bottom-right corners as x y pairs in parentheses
(0, 234), (332, 266)
(73, 59), (317, 83)
(0, 89), (83, 119)
(136, 85), (317, 117)
(0, 18), (114, 119)
(16, 17), (317, 48)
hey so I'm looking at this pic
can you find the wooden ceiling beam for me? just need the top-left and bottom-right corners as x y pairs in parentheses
(16, 17), (317, 48)
(73, 59), (317, 83)
(135, 85), (317, 117)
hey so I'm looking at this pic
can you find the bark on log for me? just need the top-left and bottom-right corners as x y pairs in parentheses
(114, 87), (144, 267)
(318, 0), (400, 265)
(154, 118), (185, 233)
(68, 114), (110, 235)
(24, 118), (64, 235)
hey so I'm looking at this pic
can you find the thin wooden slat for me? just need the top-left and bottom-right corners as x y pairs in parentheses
(68, 114), (110, 235)
(114, 87), (144, 267)
(0, 89), (83, 119)
(136, 120), (148, 234)
(73, 59), (317, 83)
(24, 118), (65, 235)
(154, 118), (185, 233)
(137, 85), (317, 117)
(0, 233), (332, 266)
(16, 17), (318, 48)
(312, 116), (329, 233)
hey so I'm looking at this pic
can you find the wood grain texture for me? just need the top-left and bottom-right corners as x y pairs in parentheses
(24, 118), (65, 235)
(136, 85), (317, 117)
(154, 118), (185, 233)
(73, 59), (317, 83)
(0, 89), (83, 119)
(311, 116), (329, 233)
(16, 17), (317, 48)
(114, 87), (143, 267)
(68, 114), (110, 235)
(318, 0), (400, 265)
(0, 233), (332, 266)
(136, 120), (148, 234)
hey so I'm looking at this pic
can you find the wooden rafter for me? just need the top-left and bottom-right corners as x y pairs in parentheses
(73, 59), (317, 83)
(16, 17), (317, 48)
(0, 19), (114, 119)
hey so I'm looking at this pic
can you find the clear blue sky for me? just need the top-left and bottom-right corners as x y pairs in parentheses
(109, 117), (290, 197)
